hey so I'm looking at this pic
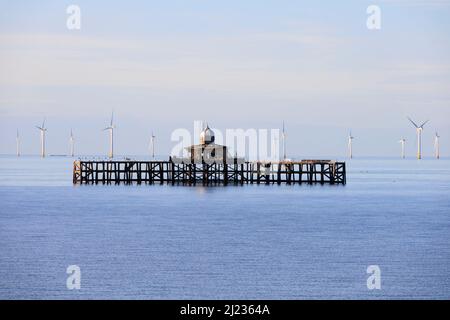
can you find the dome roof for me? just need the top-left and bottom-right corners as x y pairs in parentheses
(200, 124), (215, 145)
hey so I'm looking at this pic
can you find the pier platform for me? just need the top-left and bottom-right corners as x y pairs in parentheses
(73, 159), (346, 185)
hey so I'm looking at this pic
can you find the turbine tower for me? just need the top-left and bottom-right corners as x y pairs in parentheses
(36, 118), (47, 158)
(150, 131), (156, 159)
(69, 129), (75, 157)
(399, 138), (406, 159)
(348, 131), (354, 159)
(16, 129), (20, 157)
(103, 112), (115, 159)
(408, 117), (429, 160)
(434, 132), (440, 159)
(282, 121), (286, 160)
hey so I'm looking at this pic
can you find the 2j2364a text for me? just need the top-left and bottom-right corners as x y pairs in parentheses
(180, 304), (270, 318)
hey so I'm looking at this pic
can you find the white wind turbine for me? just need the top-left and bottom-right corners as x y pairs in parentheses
(16, 129), (20, 157)
(348, 131), (354, 159)
(408, 117), (429, 160)
(69, 129), (75, 157)
(103, 112), (115, 159)
(150, 131), (156, 159)
(282, 121), (287, 160)
(399, 138), (406, 159)
(434, 132), (440, 159)
(36, 118), (47, 158)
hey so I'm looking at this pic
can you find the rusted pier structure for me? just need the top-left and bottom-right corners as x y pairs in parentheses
(73, 159), (346, 185)
(73, 124), (346, 186)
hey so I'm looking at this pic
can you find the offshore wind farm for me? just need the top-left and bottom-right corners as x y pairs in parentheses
(5, 111), (445, 191)
(6, 114), (445, 188)
(10, 115), (444, 161)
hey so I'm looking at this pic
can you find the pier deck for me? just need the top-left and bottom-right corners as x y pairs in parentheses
(73, 159), (346, 185)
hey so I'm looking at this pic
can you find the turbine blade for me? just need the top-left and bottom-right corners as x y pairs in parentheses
(110, 111), (114, 127)
(407, 117), (419, 128)
(419, 120), (429, 128)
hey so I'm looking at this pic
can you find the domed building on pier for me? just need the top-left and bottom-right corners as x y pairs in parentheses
(184, 124), (230, 163)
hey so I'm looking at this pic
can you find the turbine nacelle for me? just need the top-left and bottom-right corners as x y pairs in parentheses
(36, 118), (47, 131)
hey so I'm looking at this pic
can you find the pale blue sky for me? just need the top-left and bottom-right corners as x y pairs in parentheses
(1, 0), (449, 157)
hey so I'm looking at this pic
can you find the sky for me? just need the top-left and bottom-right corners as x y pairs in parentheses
(0, 0), (449, 158)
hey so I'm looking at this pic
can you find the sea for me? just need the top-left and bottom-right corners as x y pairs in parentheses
(0, 155), (449, 299)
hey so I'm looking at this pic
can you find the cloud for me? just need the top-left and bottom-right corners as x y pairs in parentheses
(0, 31), (347, 93)
(1, 30), (450, 124)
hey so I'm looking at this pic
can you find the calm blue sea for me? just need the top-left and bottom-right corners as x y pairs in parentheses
(0, 155), (449, 299)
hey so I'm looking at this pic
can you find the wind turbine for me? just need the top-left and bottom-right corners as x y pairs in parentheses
(36, 118), (47, 158)
(103, 112), (115, 159)
(16, 129), (20, 157)
(282, 121), (286, 160)
(69, 129), (75, 157)
(348, 131), (354, 159)
(150, 131), (156, 159)
(399, 138), (406, 159)
(434, 132), (440, 159)
(408, 117), (429, 160)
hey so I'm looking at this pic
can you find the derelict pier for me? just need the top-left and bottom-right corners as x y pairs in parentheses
(73, 124), (346, 186)
(73, 159), (346, 185)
